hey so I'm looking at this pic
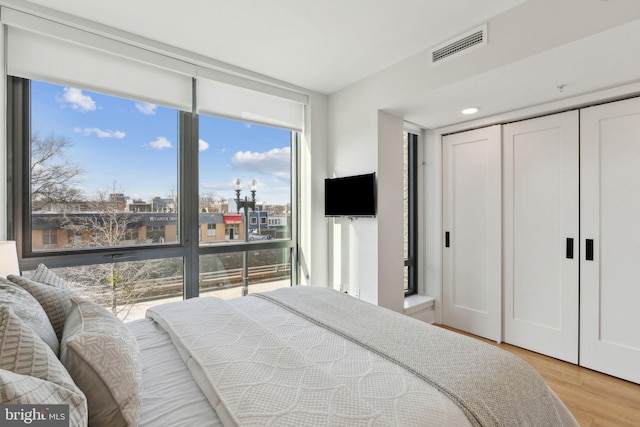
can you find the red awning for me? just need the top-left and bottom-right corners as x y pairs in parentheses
(223, 214), (243, 224)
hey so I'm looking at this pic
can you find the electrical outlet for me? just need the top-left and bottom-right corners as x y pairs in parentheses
(355, 289), (360, 299)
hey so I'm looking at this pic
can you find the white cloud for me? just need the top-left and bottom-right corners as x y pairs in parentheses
(199, 139), (210, 152)
(60, 87), (96, 112)
(149, 136), (172, 150)
(74, 127), (126, 139)
(231, 147), (290, 180)
(135, 102), (157, 115)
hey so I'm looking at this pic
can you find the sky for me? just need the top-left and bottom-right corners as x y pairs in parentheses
(31, 80), (292, 206)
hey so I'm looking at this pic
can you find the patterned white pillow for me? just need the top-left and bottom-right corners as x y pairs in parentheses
(8, 274), (76, 341)
(29, 263), (70, 288)
(61, 297), (142, 427)
(0, 277), (59, 355)
(0, 305), (87, 426)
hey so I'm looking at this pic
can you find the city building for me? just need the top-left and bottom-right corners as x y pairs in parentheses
(30, 206), (288, 250)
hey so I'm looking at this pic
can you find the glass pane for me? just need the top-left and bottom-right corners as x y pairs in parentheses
(199, 248), (291, 298)
(30, 80), (180, 251)
(22, 258), (184, 322)
(198, 115), (292, 245)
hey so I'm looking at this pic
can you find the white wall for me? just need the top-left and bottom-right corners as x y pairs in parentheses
(300, 92), (329, 287)
(424, 129), (442, 313)
(376, 110), (404, 312)
(326, 83), (406, 311)
(326, 84), (377, 302)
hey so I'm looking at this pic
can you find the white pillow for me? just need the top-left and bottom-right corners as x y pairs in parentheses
(0, 305), (87, 426)
(29, 263), (70, 288)
(0, 277), (59, 355)
(60, 297), (142, 427)
(8, 274), (76, 341)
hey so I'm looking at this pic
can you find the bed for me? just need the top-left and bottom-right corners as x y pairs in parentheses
(1, 265), (578, 427)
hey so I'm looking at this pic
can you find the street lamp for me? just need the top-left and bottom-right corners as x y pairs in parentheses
(234, 178), (256, 215)
(234, 178), (256, 296)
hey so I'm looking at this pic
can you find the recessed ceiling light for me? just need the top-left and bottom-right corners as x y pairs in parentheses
(462, 107), (479, 115)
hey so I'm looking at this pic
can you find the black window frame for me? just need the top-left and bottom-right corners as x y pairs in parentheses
(404, 131), (418, 296)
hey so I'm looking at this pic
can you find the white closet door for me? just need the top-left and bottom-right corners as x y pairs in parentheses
(581, 97), (640, 384)
(503, 111), (579, 363)
(442, 125), (501, 342)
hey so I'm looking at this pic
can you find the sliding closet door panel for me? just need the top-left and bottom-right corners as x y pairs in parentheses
(443, 125), (501, 342)
(503, 111), (579, 363)
(581, 97), (640, 384)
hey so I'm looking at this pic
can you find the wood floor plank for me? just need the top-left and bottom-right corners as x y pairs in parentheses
(437, 325), (640, 427)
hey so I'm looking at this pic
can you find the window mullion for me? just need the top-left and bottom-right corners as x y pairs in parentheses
(182, 79), (200, 299)
(7, 77), (29, 258)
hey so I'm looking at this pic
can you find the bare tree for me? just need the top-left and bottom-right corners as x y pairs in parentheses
(28, 136), (179, 320)
(61, 184), (172, 320)
(30, 133), (84, 211)
(200, 191), (226, 212)
(81, 187), (140, 247)
(63, 259), (169, 320)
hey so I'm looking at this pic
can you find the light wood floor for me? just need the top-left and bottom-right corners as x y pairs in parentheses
(439, 326), (640, 427)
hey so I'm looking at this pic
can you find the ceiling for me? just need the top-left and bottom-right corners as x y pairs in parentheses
(11, 0), (640, 128)
(16, 0), (528, 94)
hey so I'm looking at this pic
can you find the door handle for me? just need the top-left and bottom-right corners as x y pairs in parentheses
(566, 238), (574, 259)
(445, 231), (450, 248)
(586, 239), (594, 261)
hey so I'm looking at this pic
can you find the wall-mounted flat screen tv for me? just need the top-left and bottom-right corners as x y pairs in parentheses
(324, 173), (376, 217)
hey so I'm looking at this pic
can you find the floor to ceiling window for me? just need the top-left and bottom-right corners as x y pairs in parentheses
(5, 10), (304, 321)
(9, 78), (299, 320)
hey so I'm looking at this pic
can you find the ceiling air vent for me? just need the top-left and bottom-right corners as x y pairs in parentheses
(430, 24), (487, 66)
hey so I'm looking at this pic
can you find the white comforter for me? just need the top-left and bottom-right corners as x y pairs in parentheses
(146, 287), (577, 427)
(147, 294), (471, 426)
